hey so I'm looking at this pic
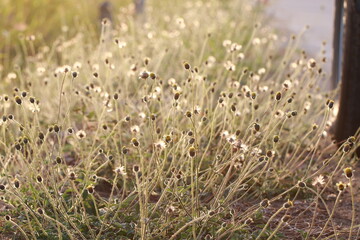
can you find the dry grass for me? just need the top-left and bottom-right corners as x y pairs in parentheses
(0, 0), (359, 239)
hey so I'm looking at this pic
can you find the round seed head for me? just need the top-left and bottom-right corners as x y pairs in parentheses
(297, 181), (306, 188)
(347, 136), (355, 144)
(343, 167), (353, 179)
(37, 208), (44, 215)
(36, 175), (43, 183)
(188, 146), (196, 158)
(14, 178), (20, 188)
(53, 124), (60, 133)
(343, 143), (351, 153)
(185, 111), (192, 118)
(336, 181), (346, 192)
(122, 146), (129, 154)
(275, 92), (282, 101)
(183, 62), (191, 70)
(87, 185), (94, 194)
(260, 199), (270, 208)
(38, 132), (45, 140)
(56, 156), (62, 164)
(133, 165), (140, 172)
(139, 71), (149, 79)
(254, 123), (260, 132)
(326, 99), (334, 109)
(283, 200), (293, 209)
(149, 72), (156, 79)
(15, 96), (22, 105)
(165, 135), (172, 143)
(266, 150), (273, 158)
(131, 138), (140, 147)
(174, 92), (181, 101)
(69, 172), (76, 180)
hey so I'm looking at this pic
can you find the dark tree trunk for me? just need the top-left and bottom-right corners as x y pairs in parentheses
(331, 0), (344, 89)
(335, 0), (360, 150)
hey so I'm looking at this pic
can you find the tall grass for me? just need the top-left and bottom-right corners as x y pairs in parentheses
(0, 0), (359, 239)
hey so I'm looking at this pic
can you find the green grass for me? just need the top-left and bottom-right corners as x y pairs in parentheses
(0, 0), (359, 239)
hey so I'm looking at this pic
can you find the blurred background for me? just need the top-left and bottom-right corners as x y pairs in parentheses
(267, 0), (335, 76)
(0, 0), (336, 76)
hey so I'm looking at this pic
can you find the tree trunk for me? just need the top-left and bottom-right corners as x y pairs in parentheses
(331, 0), (344, 89)
(335, 0), (360, 151)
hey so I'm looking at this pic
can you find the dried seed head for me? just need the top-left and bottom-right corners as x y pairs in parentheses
(14, 143), (21, 151)
(131, 138), (140, 147)
(266, 150), (274, 158)
(36, 175), (43, 183)
(122, 146), (129, 154)
(0, 185), (5, 191)
(37, 208), (44, 215)
(273, 135), (280, 143)
(150, 114), (156, 121)
(14, 178), (20, 188)
(283, 200), (293, 209)
(15, 96), (22, 105)
(183, 62), (191, 70)
(133, 165), (140, 172)
(5, 215), (11, 221)
(336, 181), (346, 192)
(326, 99), (334, 109)
(297, 181), (306, 188)
(53, 124), (60, 133)
(307, 58), (316, 69)
(188, 146), (196, 158)
(174, 92), (181, 101)
(149, 72), (156, 79)
(347, 136), (355, 144)
(185, 111), (192, 118)
(56, 156), (63, 164)
(76, 130), (86, 139)
(165, 135), (172, 143)
(260, 199), (270, 208)
(87, 185), (94, 194)
(139, 71), (149, 79)
(343, 167), (353, 179)
(69, 172), (76, 180)
(275, 92), (282, 101)
(254, 123), (260, 132)
(251, 92), (257, 100)
(343, 143), (351, 153)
